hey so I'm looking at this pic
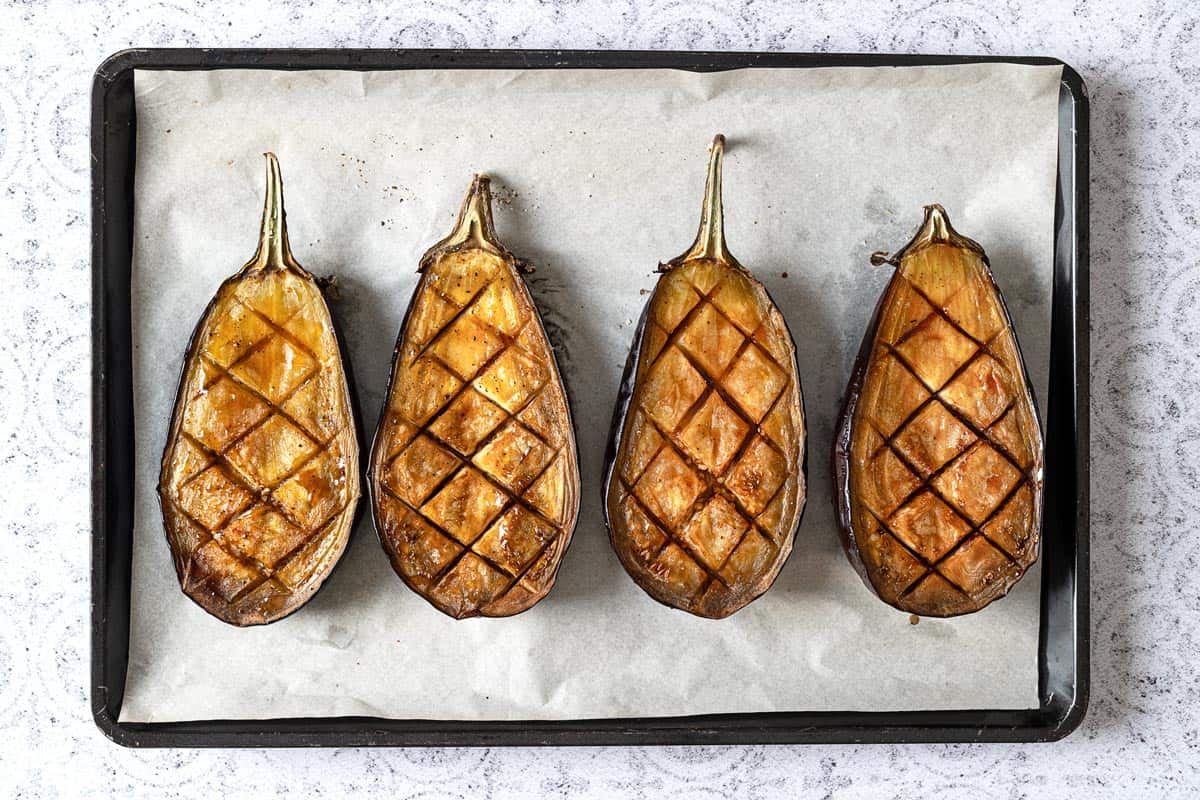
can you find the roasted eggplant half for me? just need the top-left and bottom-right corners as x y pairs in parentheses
(158, 154), (362, 626)
(369, 175), (580, 619)
(603, 135), (807, 619)
(833, 205), (1044, 617)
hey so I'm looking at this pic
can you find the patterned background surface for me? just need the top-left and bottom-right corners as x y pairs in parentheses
(0, 0), (1195, 796)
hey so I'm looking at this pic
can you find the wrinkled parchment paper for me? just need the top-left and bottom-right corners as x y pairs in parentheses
(122, 64), (1061, 722)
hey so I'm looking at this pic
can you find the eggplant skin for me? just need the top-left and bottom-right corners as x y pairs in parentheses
(833, 205), (1044, 617)
(368, 176), (581, 620)
(604, 259), (807, 619)
(158, 268), (361, 626)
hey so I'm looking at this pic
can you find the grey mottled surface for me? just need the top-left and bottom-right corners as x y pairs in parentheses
(0, 0), (1195, 796)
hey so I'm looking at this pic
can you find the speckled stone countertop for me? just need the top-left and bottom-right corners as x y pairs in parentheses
(1, 1), (1195, 797)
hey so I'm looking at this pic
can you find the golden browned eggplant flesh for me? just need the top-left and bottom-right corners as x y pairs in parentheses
(370, 175), (580, 619)
(158, 154), (361, 626)
(605, 136), (807, 619)
(835, 205), (1044, 617)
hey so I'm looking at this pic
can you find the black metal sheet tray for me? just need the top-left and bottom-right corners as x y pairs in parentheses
(91, 48), (1089, 747)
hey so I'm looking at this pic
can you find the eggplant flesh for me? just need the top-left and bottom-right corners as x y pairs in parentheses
(834, 205), (1044, 617)
(158, 154), (361, 626)
(604, 136), (807, 619)
(369, 175), (580, 619)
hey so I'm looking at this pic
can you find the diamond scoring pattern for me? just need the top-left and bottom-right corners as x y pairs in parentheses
(854, 273), (1040, 600)
(615, 261), (803, 610)
(165, 274), (356, 613)
(374, 251), (575, 617)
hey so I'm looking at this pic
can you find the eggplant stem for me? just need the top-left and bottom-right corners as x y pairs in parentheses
(679, 134), (735, 266)
(420, 174), (505, 271)
(248, 152), (300, 272)
(889, 203), (986, 263)
(923, 204), (954, 242)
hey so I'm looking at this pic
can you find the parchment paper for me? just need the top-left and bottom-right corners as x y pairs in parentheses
(122, 64), (1061, 722)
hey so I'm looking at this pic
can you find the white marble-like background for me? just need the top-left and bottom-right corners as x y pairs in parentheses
(0, 0), (1194, 797)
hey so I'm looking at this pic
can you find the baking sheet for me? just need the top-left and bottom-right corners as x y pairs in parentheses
(121, 64), (1061, 723)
